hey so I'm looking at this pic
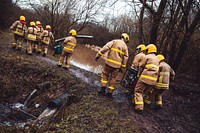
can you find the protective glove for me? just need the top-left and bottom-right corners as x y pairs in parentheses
(170, 76), (175, 82)
(9, 28), (13, 32)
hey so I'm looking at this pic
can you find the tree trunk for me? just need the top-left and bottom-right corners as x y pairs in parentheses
(149, 0), (167, 44)
(138, 1), (145, 44)
(139, 0), (167, 44)
(172, 10), (200, 71)
(169, 0), (193, 65)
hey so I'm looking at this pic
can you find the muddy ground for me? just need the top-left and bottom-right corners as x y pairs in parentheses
(0, 33), (199, 133)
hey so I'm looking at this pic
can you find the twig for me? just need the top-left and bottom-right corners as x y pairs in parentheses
(2, 103), (37, 119)
(16, 108), (37, 119)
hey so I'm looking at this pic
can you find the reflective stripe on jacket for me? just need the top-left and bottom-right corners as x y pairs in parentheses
(63, 36), (77, 53)
(10, 20), (27, 36)
(41, 30), (54, 45)
(139, 53), (159, 85)
(27, 27), (38, 41)
(131, 52), (146, 76)
(155, 61), (175, 90)
(36, 26), (44, 40)
(97, 39), (129, 68)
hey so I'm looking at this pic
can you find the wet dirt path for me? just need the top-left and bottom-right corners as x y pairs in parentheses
(37, 56), (100, 87)
(35, 51), (165, 133)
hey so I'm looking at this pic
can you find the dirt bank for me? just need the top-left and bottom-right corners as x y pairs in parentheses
(0, 32), (199, 133)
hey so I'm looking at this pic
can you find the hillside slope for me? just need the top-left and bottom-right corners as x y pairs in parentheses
(0, 33), (199, 133)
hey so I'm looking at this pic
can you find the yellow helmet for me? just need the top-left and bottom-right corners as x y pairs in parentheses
(136, 44), (146, 52)
(157, 54), (165, 61)
(20, 16), (25, 21)
(30, 21), (36, 27)
(46, 25), (51, 29)
(36, 21), (41, 25)
(121, 33), (129, 43)
(146, 44), (157, 54)
(69, 29), (77, 36)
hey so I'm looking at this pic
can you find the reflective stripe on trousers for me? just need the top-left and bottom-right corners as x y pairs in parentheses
(58, 50), (72, 66)
(101, 64), (119, 91)
(64, 47), (74, 52)
(155, 83), (169, 88)
(101, 80), (108, 84)
(134, 80), (154, 110)
(156, 101), (162, 105)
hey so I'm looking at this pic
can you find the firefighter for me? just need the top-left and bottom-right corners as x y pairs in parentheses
(57, 29), (77, 69)
(40, 25), (54, 57)
(26, 21), (38, 55)
(35, 21), (44, 53)
(144, 54), (175, 109)
(9, 15), (27, 50)
(125, 44), (147, 96)
(133, 44), (159, 113)
(132, 44), (146, 77)
(95, 33), (129, 97)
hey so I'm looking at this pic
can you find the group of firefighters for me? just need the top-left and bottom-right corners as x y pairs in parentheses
(95, 34), (175, 113)
(10, 15), (175, 114)
(10, 15), (77, 69)
(10, 15), (54, 56)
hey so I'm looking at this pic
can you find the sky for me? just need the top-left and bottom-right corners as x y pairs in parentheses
(13, 0), (142, 22)
(14, 0), (134, 16)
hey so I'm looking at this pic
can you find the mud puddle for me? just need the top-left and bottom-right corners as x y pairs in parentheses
(37, 56), (101, 87)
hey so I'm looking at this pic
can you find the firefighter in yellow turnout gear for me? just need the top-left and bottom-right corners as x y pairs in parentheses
(132, 44), (146, 76)
(26, 22), (38, 55)
(95, 33), (129, 97)
(144, 54), (175, 109)
(125, 44), (146, 96)
(40, 25), (54, 56)
(9, 15), (27, 50)
(57, 29), (77, 69)
(133, 44), (159, 113)
(35, 21), (44, 53)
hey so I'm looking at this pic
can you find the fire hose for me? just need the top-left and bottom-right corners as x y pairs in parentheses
(53, 35), (93, 56)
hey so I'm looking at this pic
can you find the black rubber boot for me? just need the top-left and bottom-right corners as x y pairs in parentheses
(105, 92), (112, 98)
(42, 53), (46, 57)
(135, 109), (143, 115)
(12, 45), (16, 49)
(98, 87), (106, 95)
(57, 64), (62, 67)
(17, 47), (22, 50)
(154, 105), (162, 110)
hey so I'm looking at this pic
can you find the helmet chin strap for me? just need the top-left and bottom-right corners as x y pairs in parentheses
(20, 20), (26, 25)
(121, 37), (126, 42)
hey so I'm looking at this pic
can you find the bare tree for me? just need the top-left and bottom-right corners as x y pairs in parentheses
(138, 0), (146, 44)
(134, 0), (199, 72)
(158, 0), (200, 71)
(173, 9), (200, 71)
(28, 0), (108, 37)
(139, 0), (168, 44)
